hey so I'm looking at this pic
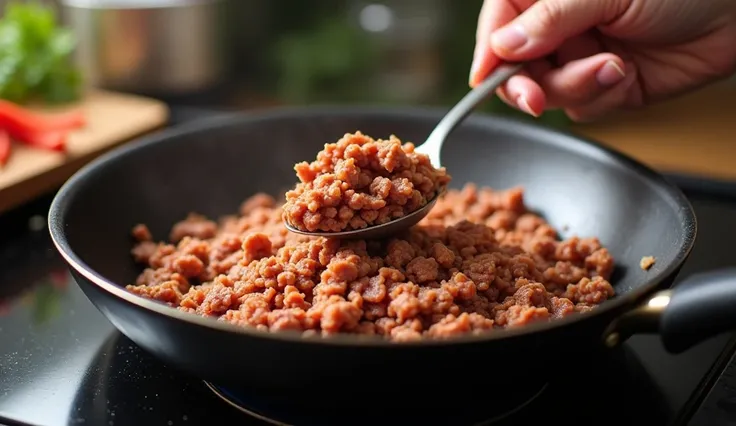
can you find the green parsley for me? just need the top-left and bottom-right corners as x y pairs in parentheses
(0, 2), (83, 104)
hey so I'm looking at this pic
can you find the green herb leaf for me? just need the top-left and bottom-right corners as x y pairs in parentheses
(0, 1), (83, 104)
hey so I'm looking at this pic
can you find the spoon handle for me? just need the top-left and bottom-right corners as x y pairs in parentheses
(419, 63), (524, 167)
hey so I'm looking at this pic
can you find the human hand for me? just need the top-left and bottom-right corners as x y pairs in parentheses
(469, 0), (736, 122)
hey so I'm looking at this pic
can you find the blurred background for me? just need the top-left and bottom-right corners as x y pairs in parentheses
(1, 0), (735, 180)
(52, 0), (555, 121)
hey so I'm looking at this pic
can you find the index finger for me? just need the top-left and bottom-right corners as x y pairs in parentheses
(470, 0), (533, 87)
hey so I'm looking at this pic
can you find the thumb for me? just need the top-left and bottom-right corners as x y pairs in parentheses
(490, 0), (630, 60)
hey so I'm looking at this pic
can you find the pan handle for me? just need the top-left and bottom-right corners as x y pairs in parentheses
(603, 268), (736, 353)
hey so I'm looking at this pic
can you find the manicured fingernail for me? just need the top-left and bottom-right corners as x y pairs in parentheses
(469, 59), (479, 86)
(469, 45), (482, 86)
(518, 96), (539, 117)
(491, 24), (528, 53)
(596, 60), (626, 87)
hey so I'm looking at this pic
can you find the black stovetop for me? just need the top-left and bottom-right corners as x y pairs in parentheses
(2, 107), (736, 426)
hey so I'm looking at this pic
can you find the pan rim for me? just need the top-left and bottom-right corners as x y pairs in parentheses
(48, 105), (697, 348)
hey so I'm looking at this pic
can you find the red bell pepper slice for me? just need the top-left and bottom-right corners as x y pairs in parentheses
(13, 127), (66, 152)
(0, 129), (10, 166)
(0, 99), (85, 132)
(0, 99), (84, 155)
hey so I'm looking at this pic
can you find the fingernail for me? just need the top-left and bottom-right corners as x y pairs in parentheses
(491, 24), (528, 53)
(469, 45), (482, 86)
(596, 61), (626, 87)
(518, 96), (539, 117)
(469, 58), (479, 86)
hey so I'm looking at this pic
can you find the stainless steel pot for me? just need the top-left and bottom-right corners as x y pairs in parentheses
(61, 0), (227, 95)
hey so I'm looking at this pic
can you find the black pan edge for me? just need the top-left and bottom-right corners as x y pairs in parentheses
(47, 105), (698, 347)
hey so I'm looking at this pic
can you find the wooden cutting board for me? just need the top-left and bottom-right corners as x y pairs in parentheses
(0, 89), (168, 214)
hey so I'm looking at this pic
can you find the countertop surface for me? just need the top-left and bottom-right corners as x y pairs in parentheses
(572, 81), (736, 181)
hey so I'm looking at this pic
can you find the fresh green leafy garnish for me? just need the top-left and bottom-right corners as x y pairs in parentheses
(0, 2), (82, 104)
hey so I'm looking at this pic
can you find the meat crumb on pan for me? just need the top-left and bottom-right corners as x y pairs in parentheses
(126, 184), (616, 342)
(640, 256), (656, 270)
(281, 131), (451, 233)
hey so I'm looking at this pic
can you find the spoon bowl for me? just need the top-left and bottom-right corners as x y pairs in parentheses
(284, 196), (439, 240)
(285, 63), (523, 239)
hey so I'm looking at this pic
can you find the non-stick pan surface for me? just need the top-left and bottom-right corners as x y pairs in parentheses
(48, 107), (736, 413)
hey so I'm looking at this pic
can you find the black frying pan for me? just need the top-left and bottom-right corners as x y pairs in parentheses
(47, 107), (736, 422)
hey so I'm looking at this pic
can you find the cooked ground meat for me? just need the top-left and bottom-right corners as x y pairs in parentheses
(281, 131), (451, 233)
(640, 256), (656, 270)
(126, 184), (615, 342)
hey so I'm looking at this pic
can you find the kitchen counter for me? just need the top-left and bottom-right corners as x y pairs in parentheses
(572, 81), (736, 181)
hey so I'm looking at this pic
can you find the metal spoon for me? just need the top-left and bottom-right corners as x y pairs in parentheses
(285, 63), (524, 240)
